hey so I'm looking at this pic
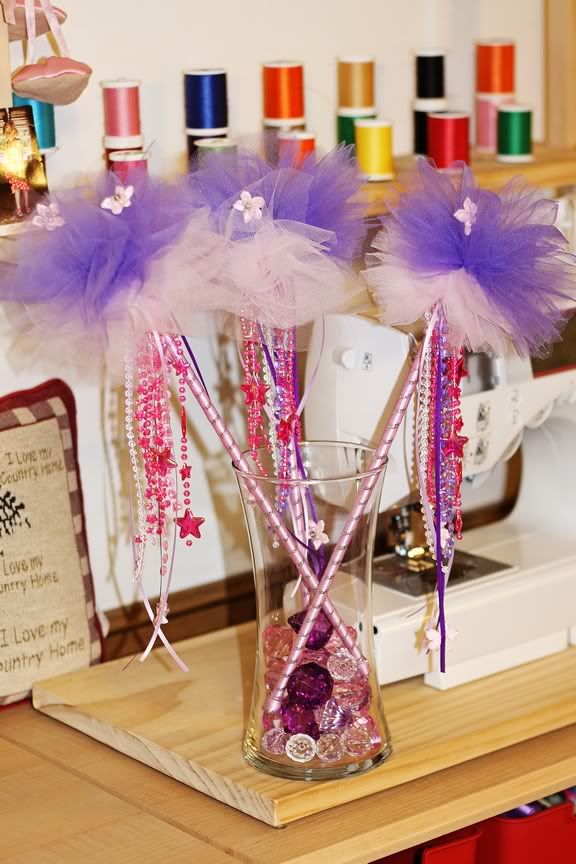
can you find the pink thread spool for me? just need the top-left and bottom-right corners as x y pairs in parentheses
(476, 92), (513, 153)
(101, 79), (144, 150)
(109, 150), (149, 183)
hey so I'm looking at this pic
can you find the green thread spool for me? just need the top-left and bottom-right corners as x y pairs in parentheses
(12, 94), (55, 151)
(497, 104), (533, 162)
(337, 110), (376, 147)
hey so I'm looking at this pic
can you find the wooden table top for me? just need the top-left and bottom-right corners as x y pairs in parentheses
(2, 697), (576, 863)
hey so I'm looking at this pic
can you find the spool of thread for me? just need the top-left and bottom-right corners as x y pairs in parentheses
(187, 132), (227, 161)
(476, 40), (515, 93)
(476, 92), (514, 152)
(416, 50), (445, 99)
(497, 104), (533, 163)
(101, 79), (143, 149)
(12, 93), (55, 150)
(262, 61), (305, 128)
(427, 112), (470, 168)
(337, 110), (376, 146)
(109, 150), (149, 183)
(278, 130), (315, 166)
(354, 119), (394, 182)
(194, 137), (237, 164)
(184, 69), (228, 136)
(413, 97), (448, 155)
(337, 57), (375, 114)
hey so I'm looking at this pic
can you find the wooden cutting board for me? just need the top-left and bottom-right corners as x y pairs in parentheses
(32, 623), (576, 827)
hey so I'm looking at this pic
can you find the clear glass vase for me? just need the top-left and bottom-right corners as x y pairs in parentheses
(234, 441), (392, 780)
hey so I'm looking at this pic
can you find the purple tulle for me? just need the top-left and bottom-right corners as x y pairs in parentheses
(186, 144), (366, 261)
(0, 170), (220, 375)
(366, 158), (576, 355)
(1, 171), (190, 313)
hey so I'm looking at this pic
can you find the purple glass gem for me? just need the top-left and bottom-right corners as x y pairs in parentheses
(281, 702), (320, 739)
(286, 662), (334, 709)
(315, 697), (353, 733)
(288, 609), (333, 650)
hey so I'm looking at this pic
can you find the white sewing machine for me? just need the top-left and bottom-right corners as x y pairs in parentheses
(304, 314), (576, 689)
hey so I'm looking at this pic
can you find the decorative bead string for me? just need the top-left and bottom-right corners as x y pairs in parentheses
(240, 317), (268, 473)
(124, 348), (147, 583)
(123, 343), (188, 672)
(273, 327), (300, 512)
(163, 335), (206, 548)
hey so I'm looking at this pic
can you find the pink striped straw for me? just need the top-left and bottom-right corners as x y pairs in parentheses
(162, 335), (362, 664)
(266, 345), (422, 713)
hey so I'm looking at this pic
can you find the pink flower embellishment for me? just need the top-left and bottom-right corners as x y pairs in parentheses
(308, 520), (329, 550)
(233, 190), (265, 223)
(453, 197), (477, 236)
(424, 625), (458, 654)
(101, 184), (134, 215)
(32, 202), (65, 230)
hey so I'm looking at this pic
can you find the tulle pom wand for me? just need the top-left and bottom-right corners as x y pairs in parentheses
(365, 158), (576, 669)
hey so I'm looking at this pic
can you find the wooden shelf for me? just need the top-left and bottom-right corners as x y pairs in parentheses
(360, 146), (576, 217)
(31, 622), (576, 830)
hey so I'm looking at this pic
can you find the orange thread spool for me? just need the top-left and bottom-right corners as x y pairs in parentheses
(262, 61), (305, 127)
(476, 40), (515, 93)
(278, 130), (315, 167)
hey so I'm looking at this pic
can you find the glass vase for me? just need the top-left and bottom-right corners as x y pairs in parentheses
(234, 441), (392, 780)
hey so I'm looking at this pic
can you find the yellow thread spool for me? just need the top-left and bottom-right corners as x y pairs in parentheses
(354, 119), (394, 181)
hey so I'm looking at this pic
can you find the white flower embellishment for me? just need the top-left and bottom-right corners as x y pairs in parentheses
(453, 196), (477, 236)
(424, 625), (458, 654)
(101, 184), (134, 215)
(32, 202), (65, 231)
(233, 190), (265, 224)
(308, 520), (329, 550)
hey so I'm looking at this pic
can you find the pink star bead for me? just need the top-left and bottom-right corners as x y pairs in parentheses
(176, 509), (205, 540)
(179, 464), (192, 480)
(154, 447), (177, 477)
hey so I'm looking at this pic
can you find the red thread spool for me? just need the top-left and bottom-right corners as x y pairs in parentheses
(262, 61), (305, 127)
(427, 112), (470, 168)
(109, 150), (149, 183)
(277, 130), (315, 166)
(476, 40), (515, 93)
(101, 79), (144, 149)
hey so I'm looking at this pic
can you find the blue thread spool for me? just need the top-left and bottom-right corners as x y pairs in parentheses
(12, 93), (55, 150)
(184, 68), (228, 137)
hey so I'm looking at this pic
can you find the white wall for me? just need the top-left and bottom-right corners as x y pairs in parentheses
(2, 0), (544, 611)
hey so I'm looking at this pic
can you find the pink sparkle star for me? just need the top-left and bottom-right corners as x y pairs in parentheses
(176, 509), (205, 540)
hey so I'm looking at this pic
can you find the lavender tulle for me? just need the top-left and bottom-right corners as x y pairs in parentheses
(186, 144), (366, 260)
(365, 158), (576, 355)
(0, 171), (219, 374)
(151, 145), (370, 340)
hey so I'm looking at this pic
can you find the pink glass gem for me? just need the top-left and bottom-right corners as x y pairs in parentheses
(286, 662), (334, 709)
(262, 711), (282, 731)
(327, 652), (357, 682)
(285, 733), (316, 763)
(325, 625), (358, 655)
(316, 733), (345, 763)
(333, 673), (371, 712)
(263, 625), (294, 661)
(288, 609), (333, 650)
(315, 697), (353, 733)
(341, 726), (373, 757)
(298, 648), (329, 668)
(353, 714), (381, 747)
(262, 728), (289, 755)
(281, 702), (320, 739)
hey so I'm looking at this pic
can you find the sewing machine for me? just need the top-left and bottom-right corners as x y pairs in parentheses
(304, 314), (576, 689)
